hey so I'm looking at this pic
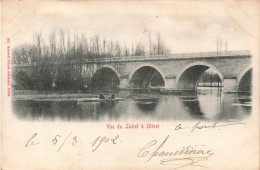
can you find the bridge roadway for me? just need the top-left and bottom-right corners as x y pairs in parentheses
(12, 50), (252, 92)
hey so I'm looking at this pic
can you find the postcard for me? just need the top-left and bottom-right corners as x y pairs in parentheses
(1, 1), (259, 169)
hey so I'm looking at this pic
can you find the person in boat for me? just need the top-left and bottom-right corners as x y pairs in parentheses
(111, 94), (115, 99)
(100, 93), (105, 99)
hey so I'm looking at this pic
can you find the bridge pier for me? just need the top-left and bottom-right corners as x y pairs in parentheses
(119, 77), (129, 89)
(164, 77), (176, 89)
(223, 78), (238, 92)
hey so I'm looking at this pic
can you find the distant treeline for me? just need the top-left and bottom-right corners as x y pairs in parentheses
(12, 30), (171, 91)
(198, 71), (222, 87)
(12, 30), (171, 64)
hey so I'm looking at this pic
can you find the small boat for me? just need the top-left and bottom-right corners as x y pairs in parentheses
(77, 97), (124, 102)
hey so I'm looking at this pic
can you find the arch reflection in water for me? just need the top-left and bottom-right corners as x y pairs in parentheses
(179, 96), (204, 119)
(197, 87), (223, 120)
(134, 97), (159, 113)
(236, 93), (252, 114)
(178, 87), (224, 120)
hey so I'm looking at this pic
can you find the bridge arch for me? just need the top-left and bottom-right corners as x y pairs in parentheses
(176, 62), (224, 90)
(129, 63), (166, 88)
(237, 66), (252, 92)
(101, 65), (121, 78)
(90, 66), (120, 91)
(237, 66), (252, 85)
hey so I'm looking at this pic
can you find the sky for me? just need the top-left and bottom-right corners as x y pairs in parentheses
(2, 1), (259, 54)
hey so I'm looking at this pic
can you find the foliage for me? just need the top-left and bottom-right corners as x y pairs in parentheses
(12, 30), (172, 91)
(55, 66), (83, 91)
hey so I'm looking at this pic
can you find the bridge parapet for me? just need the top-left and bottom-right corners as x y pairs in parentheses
(167, 50), (250, 58)
(77, 50), (251, 62)
(12, 50), (251, 67)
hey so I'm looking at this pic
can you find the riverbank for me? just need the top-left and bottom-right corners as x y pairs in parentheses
(12, 87), (250, 102)
(12, 90), (162, 101)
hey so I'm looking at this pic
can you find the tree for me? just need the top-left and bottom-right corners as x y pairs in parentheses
(55, 66), (83, 91)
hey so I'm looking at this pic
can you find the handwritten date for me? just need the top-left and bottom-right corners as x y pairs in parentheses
(91, 135), (120, 152)
(25, 132), (121, 152)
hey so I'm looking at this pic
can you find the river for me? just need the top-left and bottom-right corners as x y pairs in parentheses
(12, 87), (251, 121)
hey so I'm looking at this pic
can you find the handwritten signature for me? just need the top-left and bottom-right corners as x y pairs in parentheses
(138, 135), (214, 169)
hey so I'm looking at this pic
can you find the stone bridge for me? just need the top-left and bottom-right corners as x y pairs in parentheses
(12, 50), (252, 92)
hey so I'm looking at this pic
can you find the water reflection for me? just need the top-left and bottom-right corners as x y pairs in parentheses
(135, 101), (158, 115)
(135, 102), (158, 112)
(12, 87), (252, 121)
(180, 96), (204, 119)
